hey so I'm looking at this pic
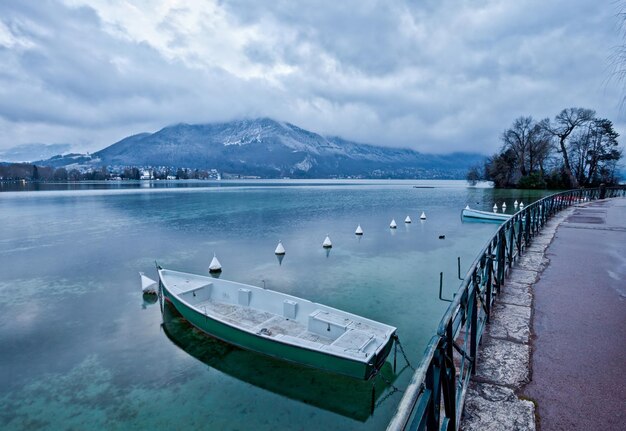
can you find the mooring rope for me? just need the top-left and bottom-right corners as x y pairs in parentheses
(374, 372), (403, 408)
(394, 335), (415, 371)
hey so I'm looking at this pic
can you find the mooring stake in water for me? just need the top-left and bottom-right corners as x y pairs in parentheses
(438, 272), (454, 302)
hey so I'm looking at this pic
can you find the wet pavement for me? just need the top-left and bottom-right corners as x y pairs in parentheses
(522, 198), (626, 430)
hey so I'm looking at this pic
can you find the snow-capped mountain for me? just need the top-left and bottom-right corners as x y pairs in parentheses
(36, 118), (485, 178)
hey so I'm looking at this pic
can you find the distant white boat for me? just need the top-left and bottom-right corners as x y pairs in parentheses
(139, 272), (158, 294)
(157, 267), (397, 379)
(462, 207), (512, 222)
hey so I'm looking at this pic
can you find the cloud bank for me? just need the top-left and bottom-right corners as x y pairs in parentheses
(0, 0), (623, 155)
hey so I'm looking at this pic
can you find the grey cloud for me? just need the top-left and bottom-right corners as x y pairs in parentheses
(0, 143), (71, 162)
(0, 0), (623, 155)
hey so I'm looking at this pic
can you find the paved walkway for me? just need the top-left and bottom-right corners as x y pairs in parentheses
(522, 197), (626, 430)
(461, 197), (626, 430)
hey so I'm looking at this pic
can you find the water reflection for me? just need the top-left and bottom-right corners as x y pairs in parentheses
(160, 302), (396, 422)
(142, 293), (159, 309)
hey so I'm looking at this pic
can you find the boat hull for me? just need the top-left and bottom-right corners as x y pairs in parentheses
(461, 208), (512, 222)
(162, 287), (393, 380)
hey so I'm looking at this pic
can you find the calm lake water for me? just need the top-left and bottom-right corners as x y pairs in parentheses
(0, 180), (550, 430)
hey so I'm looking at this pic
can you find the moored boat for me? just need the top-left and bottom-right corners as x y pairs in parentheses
(157, 267), (397, 380)
(461, 207), (512, 222)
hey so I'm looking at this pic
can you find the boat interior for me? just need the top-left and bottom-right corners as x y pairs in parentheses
(162, 270), (395, 362)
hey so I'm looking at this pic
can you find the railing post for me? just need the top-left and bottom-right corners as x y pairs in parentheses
(508, 223), (515, 268)
(599, 183), (606, 199)
(497, 229), (506, 286)
(426, 349), (442, 430)
(443, 322), (457, 430)
(516, 217), (523, 256)
(524, 208), (531, 247)
(485, 251), (494, 314)
(470, 283), (478, 375)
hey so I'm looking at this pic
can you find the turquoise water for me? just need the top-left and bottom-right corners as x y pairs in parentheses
(0, 180), (549, 430)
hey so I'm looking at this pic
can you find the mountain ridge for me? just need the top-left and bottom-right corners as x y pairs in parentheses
(31, 118), (486, 179)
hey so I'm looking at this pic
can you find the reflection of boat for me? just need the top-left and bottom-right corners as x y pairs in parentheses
(157, 267), (397, 380)
(161, 302), (395, 421)
(461, 207), (512, 222)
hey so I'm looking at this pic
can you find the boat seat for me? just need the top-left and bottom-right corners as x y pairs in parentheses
(308, 310), (352, 339)
(331, 329), (375, 352)
(178, 283), (212, 304)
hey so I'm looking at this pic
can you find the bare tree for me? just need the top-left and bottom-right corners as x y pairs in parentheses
(569, 118), (621, 186)
(544, 107), (595, 187)
(610, 2), (626, 110)
(502, 116), (535, 176)
(501, 116), (552, 178)
(529, 118), (553, 176)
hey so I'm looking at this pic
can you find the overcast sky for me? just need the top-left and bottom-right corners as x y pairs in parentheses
(0, 0), (624, 155)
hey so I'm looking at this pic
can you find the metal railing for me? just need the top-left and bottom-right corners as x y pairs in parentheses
(386, 186), (626, 431)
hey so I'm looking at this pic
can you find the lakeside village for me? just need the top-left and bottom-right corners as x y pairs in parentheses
(0, 162), (453, 183)
(0, 164), (233, 182)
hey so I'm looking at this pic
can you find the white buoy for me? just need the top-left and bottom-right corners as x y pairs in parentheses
(420, 211), (426, 220)
(493, 204), (498, 212)
(405, 215), (412, 224)
(139, 272), (158, 294)
(465, 205), (470, 210)
(514, 200), (519, 207)
(209, 253), (222, 273)
(390, 219), (397, 229)
(275, 240), (286, 255)
(322, 235), (332, 248)
(502, 202), (507, 209)
(355, 224), (364, 235)
(519, 202), (524, 209)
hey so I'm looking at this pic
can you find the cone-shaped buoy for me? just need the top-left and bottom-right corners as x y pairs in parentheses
(502, 202), (507, 209)
(390, 219), (397, 229)
(322, 235), (332, 248)
(209, 253), (222, 273)
(355, 224), (364, 235)
(514, 200), (519, 207)
(139, 272), (158, 294)
(493, 204), (498, 212)
(519, 202), (524, 209)
(465, 205), (470, 210)
(405, 215), (412, 224)
(420, 211), (426, 220)
(275, 240), (286, 255)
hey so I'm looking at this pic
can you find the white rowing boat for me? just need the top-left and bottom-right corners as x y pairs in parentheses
(461, 207), (512, 222)
(157, 267), (397, 379)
